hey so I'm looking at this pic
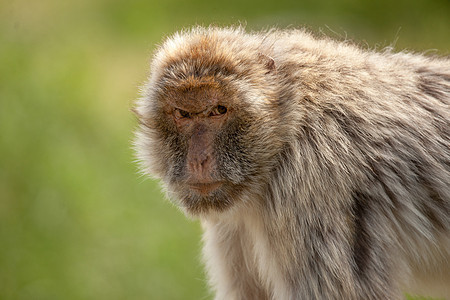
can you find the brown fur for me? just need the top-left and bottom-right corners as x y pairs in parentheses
(134, 26), (450, 299)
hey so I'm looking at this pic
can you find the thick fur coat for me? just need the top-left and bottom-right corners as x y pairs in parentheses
(134, 27), (450, 299)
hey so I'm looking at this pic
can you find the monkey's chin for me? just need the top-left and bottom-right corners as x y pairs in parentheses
(173, 183), (240, 216)
(187, 182), (224, 196)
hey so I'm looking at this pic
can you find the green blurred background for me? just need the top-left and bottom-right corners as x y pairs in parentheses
(1, 0), (448, 299)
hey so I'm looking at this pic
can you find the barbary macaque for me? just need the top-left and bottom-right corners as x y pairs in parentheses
(133, 27), (450, 299)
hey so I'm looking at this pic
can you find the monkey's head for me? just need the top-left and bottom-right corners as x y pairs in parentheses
(134, 28), (287, 216)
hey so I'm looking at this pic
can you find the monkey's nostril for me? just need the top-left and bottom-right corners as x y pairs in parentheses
(200, 156), (210, 167)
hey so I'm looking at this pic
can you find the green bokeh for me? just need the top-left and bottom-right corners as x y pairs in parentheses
(1, 0), (448, 299)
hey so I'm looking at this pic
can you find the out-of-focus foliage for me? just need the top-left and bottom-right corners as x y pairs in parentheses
(0, 0), (448, 299)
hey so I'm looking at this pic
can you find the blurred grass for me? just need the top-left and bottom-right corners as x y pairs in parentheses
(0, 0), (448, 299)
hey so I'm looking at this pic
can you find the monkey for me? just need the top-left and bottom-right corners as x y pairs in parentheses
(133, 26), (450, 299)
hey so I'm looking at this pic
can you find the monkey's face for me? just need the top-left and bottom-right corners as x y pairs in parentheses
(134, 33), (283, 215)
(136, 78), (282, 216)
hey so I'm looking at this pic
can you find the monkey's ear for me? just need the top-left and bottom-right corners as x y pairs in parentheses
(258, 53), (276, 74)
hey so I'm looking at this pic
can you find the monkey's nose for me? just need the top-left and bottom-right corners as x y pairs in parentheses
(187, 152), (215, 181)
(186, 154), (223, 195)
(188, 153), (210, 172)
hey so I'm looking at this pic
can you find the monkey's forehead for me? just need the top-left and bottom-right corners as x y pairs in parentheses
(156, 27), (247, 63)
(163, 84), (228, 112)
(156, 45), (240, 81)
(145, 27), (278, 109)
(150, 39), (245, 103)
(150, 28), (260, 83)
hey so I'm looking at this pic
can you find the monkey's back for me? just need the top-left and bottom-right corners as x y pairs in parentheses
(266, 29), (450, 296)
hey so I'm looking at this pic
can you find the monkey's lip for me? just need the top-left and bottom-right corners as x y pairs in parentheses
(187, 182), (223, 195)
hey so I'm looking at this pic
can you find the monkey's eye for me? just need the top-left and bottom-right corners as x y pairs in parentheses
(210, 105), (227, 117)
(174, 108), (191, 119)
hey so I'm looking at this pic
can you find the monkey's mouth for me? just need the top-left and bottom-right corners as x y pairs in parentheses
(187, 182), (224, 195)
